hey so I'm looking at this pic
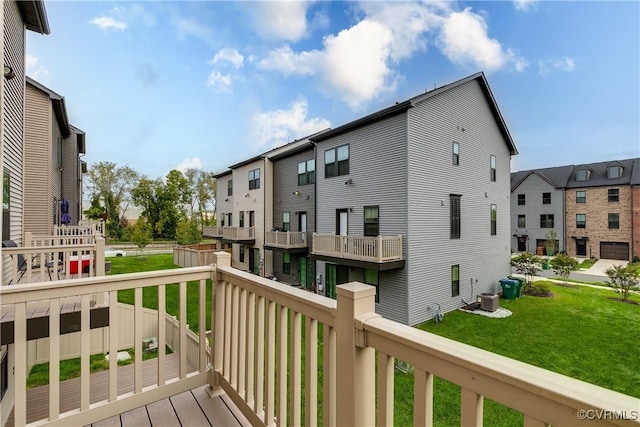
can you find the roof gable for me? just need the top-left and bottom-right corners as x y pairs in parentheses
(18, 0), (50, 34)
(26, 76), (70, 137)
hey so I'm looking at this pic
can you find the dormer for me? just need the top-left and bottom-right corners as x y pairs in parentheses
(606, 162), (624, 179)
(575, 167), (592, 182)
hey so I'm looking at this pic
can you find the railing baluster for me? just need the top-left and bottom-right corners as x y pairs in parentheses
(266, 300), (277, 426)
(81, 294), (91, 410)
(413, 369), (433, 426)
(49, 297), (60, 421)
(377, 351), (394, 427)
(179, 281), (187, 379)
(277, 305), (288, 427)
(323, 323), (336, 427)
(109, 290), (118, 400)
(224, 280), (232, 378)
(246, 291), (256, 408)
(231, 284), (240, 388)
(199, 279), (207, 372)
(158, 284), (166, 385)
(135, 287), (143, 392)
(14, 302), (26, 426)
(255, 295), (266, 417)
(461, 388), (483, 427)
(238, 287), (247, 397)
(305, 317), (318, 427)
(291, 311), (302, 426)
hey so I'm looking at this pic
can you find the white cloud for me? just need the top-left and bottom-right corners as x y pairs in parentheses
(205, 71), (233, 93)
(437, 8), (527, 72)
(513, 0), (539, 12)
(258, 45), (318, 76)
(176, 158), (203, 173)
(250, 99), (331, 151)
(251, 1), (311, 42)
(25, 55), (49, 80)
(539, 56), (576, 75)
(209, 48), (244, 69)
(174, 16), (213, 43)
(90, 16), (128, 31)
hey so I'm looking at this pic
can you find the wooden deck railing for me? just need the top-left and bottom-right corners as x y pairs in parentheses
(173, 244), (222, 268)
(264, 231), (308, 249)
(1, 267), (212, 427)
(312, 233), (403, 262)
(2, 253), (638, 427)
(54, 223), (103, 238)
(222, 227), (255, 241)
(202, 226), (223, 238)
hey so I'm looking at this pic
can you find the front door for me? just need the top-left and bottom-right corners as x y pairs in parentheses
(336, 209), (348, 235)
(325, 263), (349, 299)
(299, 212), (307, 242)
(576, 239), (587, 257)
(517, 236), (527, 252)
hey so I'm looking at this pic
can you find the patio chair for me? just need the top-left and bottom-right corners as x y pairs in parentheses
(2, 240), (60, 283)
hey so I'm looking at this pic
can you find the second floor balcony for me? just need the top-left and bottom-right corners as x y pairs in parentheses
(312, 233), (404, 270)
(222, 227), (255, 244)
(264, 230), (308, 252)
(201, 226), (223, 238)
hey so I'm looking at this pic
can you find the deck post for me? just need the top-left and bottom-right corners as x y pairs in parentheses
(208, 251), (231, 397)
(336, 282), (376, 427)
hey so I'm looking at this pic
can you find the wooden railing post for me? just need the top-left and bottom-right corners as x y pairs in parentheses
(336, 282), (376, 426)
(208, 251), (231, 397)
(376, 236), (383, 262)
(95, 236), (107, 305)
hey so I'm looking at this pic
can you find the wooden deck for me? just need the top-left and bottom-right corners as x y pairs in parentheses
(5, 353), (250, 427)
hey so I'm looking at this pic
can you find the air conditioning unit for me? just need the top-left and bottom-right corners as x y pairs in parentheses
(479, 293), (499, 312)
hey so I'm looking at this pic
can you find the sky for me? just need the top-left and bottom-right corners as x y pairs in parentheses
(27, 0), (640, 179)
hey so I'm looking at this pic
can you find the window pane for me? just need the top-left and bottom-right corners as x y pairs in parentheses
(450, 195), (461, 238)
(518, 215), (526, 228)
(307, 169), (315, 184)
(451, 265), (460, 297)
(307, 159), (315, 172)
(325, 149), (335, 164)
(490, 204), (497, 235)
(337, 145), (349, 161)
(298, 162), (306, 174)
(576, 191), (585, 203)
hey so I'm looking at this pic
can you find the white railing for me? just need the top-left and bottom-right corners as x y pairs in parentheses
(55, 223), (103, 238)
(173, 243), (222, 268)
(264, 231), (308, 249)
(1, 267), (212, 426)
(312, 233), (403, 262)
(222, 227), (255, 241)
(202, 226), (223, 238)
(2, 236), (105, 285)
(26, 231), (96, 247)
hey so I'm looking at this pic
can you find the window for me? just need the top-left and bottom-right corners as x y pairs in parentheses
(608, 213), (619, 229)
(364, 269), (379, 303)
(239, 245), (245, 262)
(239, 211), (244, 227)
(490, 204), (497, 235)
(576, 169), (589, 181)
(364, 206), (379, 237)
(540, 214), (554, 228)
(227, 213), (232, 227)
(576, 191), (586, 203)
(517, 194), (525, 206)
(542, 192), (551, 204)
(249, 211), (255, 227)
(282, 212), (290, 232)
(2, 173), (9, 240)
(298, 159), (315, 185)
(220, 213), (225, 227)
(283, 253), (291, 275)
(451, 265), (460, 297)
(608, 165), (622, 179)
(576, 214), (586, 229)
(249, 168), (260, 190)
(325, 144), (349, 178)
(518, 215), (526, 228)
(490, 155), (496, 181)
(450, 195), (461, 239)
(608, 189), (619, 202)
(452, 142), (459, 165)
(227, 180), (233, 196)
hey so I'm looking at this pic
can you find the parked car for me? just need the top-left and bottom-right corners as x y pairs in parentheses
(105, 247), (126, 257)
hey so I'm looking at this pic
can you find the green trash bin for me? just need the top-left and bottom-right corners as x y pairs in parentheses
(499, 279), (518, 300)
(508, 277), (525, 298)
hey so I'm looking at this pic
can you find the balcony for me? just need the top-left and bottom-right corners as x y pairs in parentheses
(222, 227), (255, 244)
(201, 226), (223, 239)
(1, 252), (638, 427)
(311, 233), (405, 270)
(264, 231), (308, 252)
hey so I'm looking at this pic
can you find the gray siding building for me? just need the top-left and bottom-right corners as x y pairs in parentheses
(311, 72), (517, 325)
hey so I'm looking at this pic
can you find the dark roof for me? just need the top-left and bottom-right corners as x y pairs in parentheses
(267, 141), (313, 162)
(565, 158), (639, 188)
(26, 76), (70, 137)
(510, 165), (574, 191)
(229, 155), (263, 170)
(213, 170), (232, 179)
(18, 0), (50, 34)
(512, 158), (640, 190)
(310, 72), (517, 155)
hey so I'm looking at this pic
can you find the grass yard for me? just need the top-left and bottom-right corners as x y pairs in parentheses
(110, 254), (213, 333)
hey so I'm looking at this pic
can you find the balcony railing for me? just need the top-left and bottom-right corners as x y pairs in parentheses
(264, 231), (308, 249)
(312, 233), (403, 263)
(55, 223), (104, 238)
(202, 226), (223, 238)
(1, 252), (637, 427)
(222, 226), (255, 242)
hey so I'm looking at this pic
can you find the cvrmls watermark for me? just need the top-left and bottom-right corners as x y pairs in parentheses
(577, 409), (639, 421)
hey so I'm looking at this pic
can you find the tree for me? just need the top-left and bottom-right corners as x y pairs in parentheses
(511, 252), (542, 289)
(85, 162), (139, 239)
(549, 253), (579, 285)
(176, 218), (201, 245)
(605, 264), (640, 302)
(544, 229), (557, 256)
(129, 220), (152, 252)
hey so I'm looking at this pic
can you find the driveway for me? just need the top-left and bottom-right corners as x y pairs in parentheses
(582, 259), (628, 277)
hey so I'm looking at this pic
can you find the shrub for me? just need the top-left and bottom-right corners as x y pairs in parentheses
(511, 252), (542, 288)
(605, 264), (640, 302)
(632, 256), (640, 264)
(549, 254), (579, 285)
(524, 282), (552, 297)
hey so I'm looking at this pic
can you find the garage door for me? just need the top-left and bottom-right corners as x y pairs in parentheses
(600, 242), (629, 260)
